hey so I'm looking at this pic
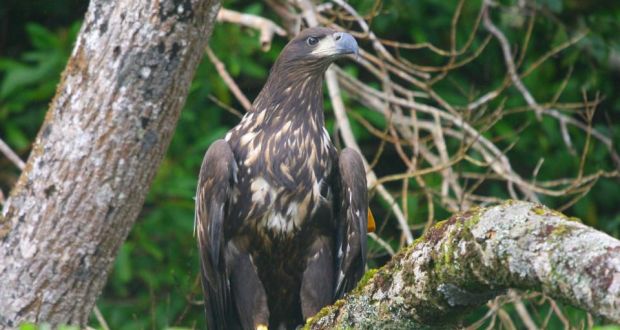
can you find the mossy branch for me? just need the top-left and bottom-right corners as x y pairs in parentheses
(305, 201), (620, 329)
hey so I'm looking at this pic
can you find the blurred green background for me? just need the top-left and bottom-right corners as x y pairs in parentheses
(1, 0), (619, 329)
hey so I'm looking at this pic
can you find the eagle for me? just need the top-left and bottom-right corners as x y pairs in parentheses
(195, 27), (369, 330)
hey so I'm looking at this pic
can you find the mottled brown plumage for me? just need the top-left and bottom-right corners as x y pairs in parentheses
(195, 27), (367, 330)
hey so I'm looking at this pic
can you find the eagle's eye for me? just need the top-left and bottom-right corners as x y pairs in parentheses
(306, 37), (319, 46)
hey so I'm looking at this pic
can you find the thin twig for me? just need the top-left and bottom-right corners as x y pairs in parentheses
(335, 66), (540, 201)
(482, 3), (544, 119)
(325, 68), (414, 244)
(369, 232), (395, 256)
(510, 291), (538, 330)
(207, 94), (243, 118)
(0, 137), (25, 170)
(205, 46), (253, 112)
(93, 306), (110, 330)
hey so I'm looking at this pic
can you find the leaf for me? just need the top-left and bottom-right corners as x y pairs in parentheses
(25, 23), (60, 50)
(114, 243), (134, 284)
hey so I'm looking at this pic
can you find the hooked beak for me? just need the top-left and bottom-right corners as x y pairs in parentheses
(333, 32), (358, 56)
(310, 31), (359, 58)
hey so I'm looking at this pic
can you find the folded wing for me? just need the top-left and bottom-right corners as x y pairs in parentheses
(334, 148), (368, 298)
(195, 140), (237, 330)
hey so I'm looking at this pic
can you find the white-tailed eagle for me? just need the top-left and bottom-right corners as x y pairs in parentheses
(195, 27), (369, 329)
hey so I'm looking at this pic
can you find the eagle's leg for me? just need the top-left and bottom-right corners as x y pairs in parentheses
(300, 235), (334, 319)
(227, 241), (269, 329)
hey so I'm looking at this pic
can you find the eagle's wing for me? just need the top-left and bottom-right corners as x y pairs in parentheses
(195, 139), (237, 330)
(334, 148), (368, 299)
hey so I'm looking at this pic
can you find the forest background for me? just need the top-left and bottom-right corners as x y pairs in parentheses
(1, 0), (619, 329)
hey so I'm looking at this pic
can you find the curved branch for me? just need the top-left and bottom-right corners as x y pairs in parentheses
(482, 3), (544, 119)
(217, 8), (286, 51)
(305, 201), (620, 328)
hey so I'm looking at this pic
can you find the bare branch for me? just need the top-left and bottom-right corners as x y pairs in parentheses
(0, 137), (25, 170)
(217, 8), (286, 51)
(510, 291), (537, 330)
(368, 232), (395, 256)
(327, 69), (414, 244)
(482, 3), (544, 119)
(205, 46), (252, 111)
(93, 306), (110, 330)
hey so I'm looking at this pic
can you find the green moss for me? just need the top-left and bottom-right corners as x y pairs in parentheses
(356, 268), (378, 291)
(568, 216), (582, 223)
(303, 299), (346, 330)
(549, 209), (568, 219)
(551, 223), (571, 236)
(533, 207), (546, 215)
(434, 220), (449, 230)
(463, 211), (481, 228)
(532, 205), (572, 221)
(428, 207), (494, 307)
(433, 229), (460, 282)
(433, 208), (483, 279)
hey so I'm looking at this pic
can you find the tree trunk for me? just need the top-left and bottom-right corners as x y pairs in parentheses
(0, 0), (220, 327)
(305, 201), (620, 329)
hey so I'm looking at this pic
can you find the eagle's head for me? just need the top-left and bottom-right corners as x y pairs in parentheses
(274, 27), (358, 74)
(251, 27), (358, 118)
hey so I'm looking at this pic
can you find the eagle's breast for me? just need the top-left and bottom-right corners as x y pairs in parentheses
(226, 108), (335, 238)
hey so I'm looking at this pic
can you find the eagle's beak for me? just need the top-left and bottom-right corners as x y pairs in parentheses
(333, 32), (358, 56)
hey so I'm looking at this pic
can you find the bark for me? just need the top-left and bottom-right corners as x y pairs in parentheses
(305, 201), (620, 329)
(0, 0), (220, 327)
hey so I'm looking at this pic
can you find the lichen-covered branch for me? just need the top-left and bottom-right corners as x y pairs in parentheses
(0, 0), (220, 327)
(305, 201), (620, 329)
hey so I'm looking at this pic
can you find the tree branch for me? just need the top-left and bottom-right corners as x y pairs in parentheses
(217, 8), (286, 51)
(305, 201), (620, 328)
(482, 3), (544, 119)
(0, 137), (25, 170)
(0, 0), (221, 327)
(205, 46), (252, 111)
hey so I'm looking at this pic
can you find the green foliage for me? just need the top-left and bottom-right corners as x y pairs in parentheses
(1, 0), (619, 329)
(0, 22), (80, 151)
